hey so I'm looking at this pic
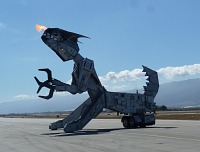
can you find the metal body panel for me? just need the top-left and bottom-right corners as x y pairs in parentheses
(35, 28), (159, 132)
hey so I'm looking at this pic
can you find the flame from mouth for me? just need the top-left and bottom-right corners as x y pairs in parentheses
(36, 24), (47, 32)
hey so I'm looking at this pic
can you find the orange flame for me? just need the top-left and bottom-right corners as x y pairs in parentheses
(36, 24), (47, 32)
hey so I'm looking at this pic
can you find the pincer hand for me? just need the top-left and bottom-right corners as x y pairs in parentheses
(34, 68), (55, 100)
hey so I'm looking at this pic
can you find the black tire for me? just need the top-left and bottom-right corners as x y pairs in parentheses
(129, 117), (136, 128)
(139, 124), (146, 128)
(122, 116), (130, 128)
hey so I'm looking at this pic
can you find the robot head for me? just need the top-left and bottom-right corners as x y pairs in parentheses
(41, 28), (89, 61)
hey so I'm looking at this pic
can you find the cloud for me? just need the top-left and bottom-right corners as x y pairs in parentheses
(54, 92), (71, 96)
(98, 64), (200, 91)
(67, 79), (72, 84)
(13, 92), (71, 101)
(98, 68), (145, 91)
(158, 64), (200, 79)
(99, 68), (144, 83)
(112, 85), (129, 91)
(0, 23), (6, 29)
(99, 64), (200, 83)
(13, 94), (35, 100)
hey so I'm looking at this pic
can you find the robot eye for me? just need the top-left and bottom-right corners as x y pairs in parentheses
(60, 47), (64, 51)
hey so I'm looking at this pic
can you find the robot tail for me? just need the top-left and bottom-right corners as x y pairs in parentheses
(142, 65), (159, 98)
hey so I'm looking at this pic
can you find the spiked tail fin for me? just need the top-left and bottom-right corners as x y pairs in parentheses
(142, 65), (159, 98)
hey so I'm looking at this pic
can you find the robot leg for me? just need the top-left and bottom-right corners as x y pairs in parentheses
(49, 98), (92, 130)
(63, 94), (106, 133)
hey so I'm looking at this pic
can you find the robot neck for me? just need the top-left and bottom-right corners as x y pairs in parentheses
(73, 53), (84, 63)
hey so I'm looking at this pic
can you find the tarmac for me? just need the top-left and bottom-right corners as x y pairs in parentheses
(0, 118), (200, 152)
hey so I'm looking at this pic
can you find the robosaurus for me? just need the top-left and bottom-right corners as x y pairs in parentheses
(34, 28), (159, 133)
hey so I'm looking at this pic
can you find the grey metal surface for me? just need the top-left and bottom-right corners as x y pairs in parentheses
(0, 118), (200, 152)
(34, 28), (159, 132)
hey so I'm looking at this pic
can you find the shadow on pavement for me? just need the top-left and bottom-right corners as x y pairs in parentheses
(41, 128), (125, 137)
(41, 126), (177, 137)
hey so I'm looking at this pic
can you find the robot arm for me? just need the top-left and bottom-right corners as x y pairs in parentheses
(34, 58), (95, 99)
(54, 58), (95, 94)
(34, 68), (79, 100)
(52, 79), (78, 94)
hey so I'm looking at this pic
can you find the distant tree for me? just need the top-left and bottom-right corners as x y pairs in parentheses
(160, 105), (167, 111)
(156, 105), (168, 111)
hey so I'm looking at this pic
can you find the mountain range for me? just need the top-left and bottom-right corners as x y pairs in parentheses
(155, 78), (200, 107)
(0, 78), (200, 114)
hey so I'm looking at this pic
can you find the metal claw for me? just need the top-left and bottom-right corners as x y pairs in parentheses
(38, 68), (53, 81)
(34, 68), (55, 100)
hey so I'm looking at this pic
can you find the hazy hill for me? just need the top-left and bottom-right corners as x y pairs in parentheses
(155, 78), (200, 107)
(0, 94), (88, 114)
(1, 78), (200, 114)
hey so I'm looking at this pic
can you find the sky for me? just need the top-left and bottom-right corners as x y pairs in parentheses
(0, 0), (200, 103)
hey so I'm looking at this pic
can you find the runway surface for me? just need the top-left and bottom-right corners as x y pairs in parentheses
(0, 118), (200, 152)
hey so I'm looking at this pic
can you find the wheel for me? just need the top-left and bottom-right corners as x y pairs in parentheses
(129, 117), (136, 128)
(139, 124), (146, 128)
(122, 116), (130, 128)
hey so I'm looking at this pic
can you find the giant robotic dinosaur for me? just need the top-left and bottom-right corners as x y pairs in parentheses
(34, 28), (159, 133)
